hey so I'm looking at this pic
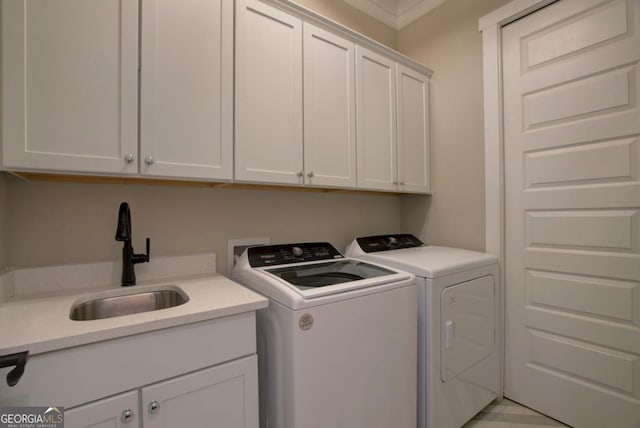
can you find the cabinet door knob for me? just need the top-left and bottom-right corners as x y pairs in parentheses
(399, 182), (405, 186)
(144, 156), (154, 166)
(121, 409), (134, 423)
(296, 171), (303, 178)
(124, 154), (135, 164)
(148, 401), (160, 414)
(307, 171), (314, 178)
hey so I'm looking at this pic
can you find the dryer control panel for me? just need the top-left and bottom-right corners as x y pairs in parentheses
(248, 242), (344, 267)
(356, 234), (424, 253)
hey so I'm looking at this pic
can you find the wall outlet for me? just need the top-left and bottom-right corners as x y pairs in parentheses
(227, 237), (270, 274)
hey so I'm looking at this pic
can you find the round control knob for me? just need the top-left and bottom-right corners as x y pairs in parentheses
(388, 237), (399, 247)
(292, 246), (303, 257)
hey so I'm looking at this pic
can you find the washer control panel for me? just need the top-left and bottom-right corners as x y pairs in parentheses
(248, 242), (344, 267)
(356, 234), (424, 253)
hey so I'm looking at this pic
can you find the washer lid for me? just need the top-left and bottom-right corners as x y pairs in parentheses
(257, 258), (410, 301)
(349, 244), (498, 278)
(264, 259), (394, 290)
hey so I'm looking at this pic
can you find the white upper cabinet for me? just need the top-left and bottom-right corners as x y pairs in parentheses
(303, 23), (357, 188)
(397, 65), (430, 194)
(140, 0), (233, 180)
(355, 46), (398, 192)
(235, 0), (303, 185)
(2, 0), (430, 193)
(1, 0), (139, 174)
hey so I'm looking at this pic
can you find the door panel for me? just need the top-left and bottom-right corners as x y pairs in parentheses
(234, 0), (303, 184)
(140, 0), (233, 180)
(440, 275), (495, 383)
(503, 1), (640, 427)
(2, 0), (138, 174)
(396, 65), (430, 194)
(355, 46), (397, 191)
(303, 23), (356, 188)
(142, 356), (258, 428)
(66, 391), (139, 428)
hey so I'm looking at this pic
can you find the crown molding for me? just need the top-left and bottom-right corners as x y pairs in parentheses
(344, 0), (398, 28)
(397, 0), (447, 28)
(343, 0), (447, 29)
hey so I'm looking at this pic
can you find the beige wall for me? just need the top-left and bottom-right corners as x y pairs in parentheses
(397, 0), (510, 251)
(5, 177), (401, 275)
(291, 0), (396, 48)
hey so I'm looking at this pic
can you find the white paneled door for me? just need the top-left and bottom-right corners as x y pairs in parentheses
(502, 1), (640, 427)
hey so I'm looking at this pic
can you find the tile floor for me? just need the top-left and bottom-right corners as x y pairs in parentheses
(462, 398), (569, 428)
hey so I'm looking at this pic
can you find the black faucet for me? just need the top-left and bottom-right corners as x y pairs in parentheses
(115, 202), (150, 286)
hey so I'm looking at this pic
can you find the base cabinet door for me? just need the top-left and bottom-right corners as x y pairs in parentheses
(66, 391), (140, 428)
(142, 355), (259, 428)
(65, 356), (258, 428)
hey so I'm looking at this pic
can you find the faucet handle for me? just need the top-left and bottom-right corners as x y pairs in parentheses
(132, 238), (151, 265)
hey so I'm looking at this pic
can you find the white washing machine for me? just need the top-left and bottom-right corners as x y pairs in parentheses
(346, 234), (501, 428)
(231, 242), (417, 428)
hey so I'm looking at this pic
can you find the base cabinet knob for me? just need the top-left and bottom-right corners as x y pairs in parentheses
(121, 409), (134, 423)
(148, 401), (160, 414)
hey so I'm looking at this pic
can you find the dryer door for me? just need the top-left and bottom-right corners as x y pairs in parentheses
(441, 275), (495, 382)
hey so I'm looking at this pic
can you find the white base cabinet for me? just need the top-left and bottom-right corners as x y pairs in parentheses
(0, 313), (259, 428)
(66, 356), (258, 428)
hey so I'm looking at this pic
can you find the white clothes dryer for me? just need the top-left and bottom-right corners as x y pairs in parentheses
(232, 242), (417, 428)
(346, 234), (500, 428)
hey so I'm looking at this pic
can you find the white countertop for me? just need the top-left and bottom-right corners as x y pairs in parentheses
(0, 257), (268, 356)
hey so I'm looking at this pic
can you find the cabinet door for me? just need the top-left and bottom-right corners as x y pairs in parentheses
(1, 0), (138, 174)
(396, 65), (430, 193)
(303, 23), (356, 188)
(235, 0), (303, 184)
(142, 355), (258, 428)
(355, 46), (398, 191)
(65, 390), (139, 428)
(140, 0), (233, 180)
